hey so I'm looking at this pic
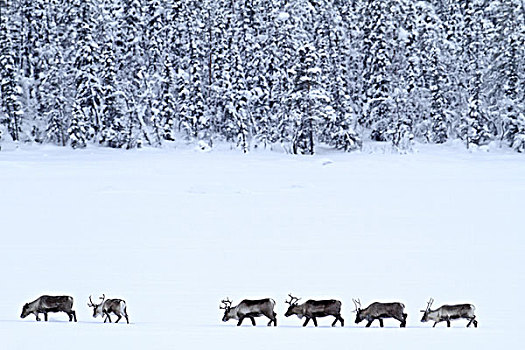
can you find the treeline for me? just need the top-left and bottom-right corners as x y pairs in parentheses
(1, 0), (524, 153)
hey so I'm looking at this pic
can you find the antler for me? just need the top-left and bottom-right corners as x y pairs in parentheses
(421, 298), (434, 312)
(100, 294), (106, 302)
(285, 293), (301, 305)
(87, 295), (96, 307)
(220, 298), (232, 309)
(352, 298), (361, 312)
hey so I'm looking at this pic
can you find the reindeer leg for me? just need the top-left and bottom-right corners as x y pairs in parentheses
(379, 319), (384, 328)
(72, 311), (77, 322)
(312, 317), (318, 327)
(433, 321), (438, 328)
(365, 319), (373, 327)
(35, 313), (41, 322)
(44, 313), (48, 322)
(115, 315), (122, 323)
(446, 320), (451, 328)
(394, 314), (406, 327)
(249, 317), (256, 326)
(237, 316), (245, 326)
(267, 313), (276, 327)
(265, 312), (275, 326)
(125, 314), (129, 324)
(466, 316), (477, 328)
(105, 312), (112, 323)
(303, 317), (310, 327)
(332, 315), (344, 327)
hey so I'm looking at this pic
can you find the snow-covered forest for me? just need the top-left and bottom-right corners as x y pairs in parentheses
(1, 0), (524, 153)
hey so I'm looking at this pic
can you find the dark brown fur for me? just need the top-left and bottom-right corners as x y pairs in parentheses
(285, 299), (344, 327)
(221, 298), (277, 326)
(355, 301), (407, 327)
(421, 301), (477, 328)
(21, 295), (77, 322)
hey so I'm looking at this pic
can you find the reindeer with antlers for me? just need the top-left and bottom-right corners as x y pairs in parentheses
(87, 294), (129, 324)
(420, 298), (477, 328)
(220, 298), (277, 326)
(353, 298), (407, 327)
(284, 294), (344, 327)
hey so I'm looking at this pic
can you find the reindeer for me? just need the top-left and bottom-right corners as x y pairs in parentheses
(420, 298), (477, 328)
(284, 294), (344, 327)
(353, 299), (407, 327)
(87, 294), (129, 324)
(220, 298), (277, 326)
(20, 295), (77, 322)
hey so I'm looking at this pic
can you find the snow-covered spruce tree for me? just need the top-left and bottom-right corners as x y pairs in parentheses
(233, 0), (277, 150)
(438, 0), (469, 140)
(166, 0), (189, 125)
(182, 40), (207, 140)
(459, 1), (493, 149)
(315, 0), (361, 152)
(158, 55), (177, 142)
(224, 43), (251, 153)
(71, 1), (103, 145)
(42, 49), (69, 146)
(0, 0), (24, 142)
(242, 1), (285, 136)
(428, 45), (449, 144)
(113, 0), (152, 148)
(144, 0), (168, 73)
(383, 0), (418, 151)
(99, 41), (128, 148)
(258, 5), (297, 149)
(179, 3), (208, 142)
(404, 2), (425, 142)
(485, 0), (525, 151)
(358, 1), (397, 142)
(206, 0), (230, 139)
(17, 0), (52, 142)
(35, 0), (72, 146)
(289, 44), (327, 155)
(69, 100), (88, 148)
(143, 0), (176, 146)
(267, 1), (316, 151)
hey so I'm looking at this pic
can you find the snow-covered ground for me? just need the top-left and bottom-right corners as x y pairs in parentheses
(0, 143), (522, 349)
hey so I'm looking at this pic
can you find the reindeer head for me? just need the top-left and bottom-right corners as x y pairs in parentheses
(20, 303), (31, 318)
(87, 294), (106, 318)
(220, 298), (234, 322)
(353, 298), (364, 324)
(284, 294), (302, 317)
(420, 298), (434, 322)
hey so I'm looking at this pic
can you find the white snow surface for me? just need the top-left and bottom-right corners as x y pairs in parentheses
(0, 143), (523, 349)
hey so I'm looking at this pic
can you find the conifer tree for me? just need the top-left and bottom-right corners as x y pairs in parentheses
(0, 0), (24, 142)
(460, 1), (492, 148)
(290, 44), (325, 155)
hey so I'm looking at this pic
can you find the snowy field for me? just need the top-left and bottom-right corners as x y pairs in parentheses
(0, 142), (523, 349)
